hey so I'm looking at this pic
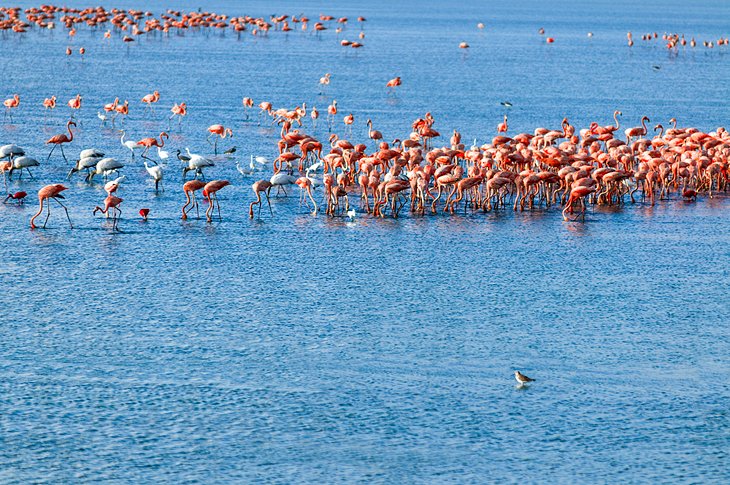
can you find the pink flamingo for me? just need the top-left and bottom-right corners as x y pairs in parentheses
(30, 184), (72, 229)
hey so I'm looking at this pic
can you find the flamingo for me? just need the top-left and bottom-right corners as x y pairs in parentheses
(30, 184), (72, 229)
(144, 161), (164, 192)
(319, 73), (331, 94)
(249, 180), (273, 218)
(207, 125), (233, 154)
(202, 180), (230, 222)
(67, 94), (82, 120)
(310, 106), (319, 130)
(4, 94), (19, 121)
(343, 113), (354, 135)
(141, 90), (160, 113)
(295, 176), (317, 214)
(137, 132), (168, 161)
(386, 76), (401, 93)
(93, 194), (123, 231)
(625, 116), (650, 143)
(242, 97), (254, 120)
(327, 100), (337, 131)
(181, 179), (206, 220)
(114, 100), (129, 124)
(169, 102), (186, 127)
(497, 114), (508, 134)
(367, 119), (383, 147)
(46, 121), (76, 162)
(43, 96), (57, 115)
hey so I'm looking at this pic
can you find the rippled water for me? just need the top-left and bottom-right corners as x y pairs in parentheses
(1, 0), (729, 482)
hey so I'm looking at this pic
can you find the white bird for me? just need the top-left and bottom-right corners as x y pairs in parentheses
(67, 156), (101, 179)
(269, 172), (297, 196)
(253, 155), (269, 166)
(346, 208), (356, 221)
(89, 157), (124, 182)
(182, 148), (215, 180)
(306, 175), (323, 188)
(144, 161), (164, 192)
(156, 145), (169, 162)
(0, 144), (25, 160)
(305, 159), (324, 176)
(236, 160), (254, 176)
(120, 130), (141, 158)
(97, 111), (108, 125)
(7, 156), (39, 179)
(79, 148), (104, 159)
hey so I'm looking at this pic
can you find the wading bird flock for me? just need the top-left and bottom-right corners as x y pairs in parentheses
(0, 6), (728, 231)
(3, 95), (729, 232)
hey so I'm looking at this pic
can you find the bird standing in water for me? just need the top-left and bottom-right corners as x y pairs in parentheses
(514, 371), (535, 387)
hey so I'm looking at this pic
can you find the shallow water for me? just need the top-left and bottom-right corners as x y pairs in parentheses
(0, 0), (729, 482)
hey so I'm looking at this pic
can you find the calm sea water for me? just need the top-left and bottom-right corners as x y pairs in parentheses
(0, 0), (729, 482)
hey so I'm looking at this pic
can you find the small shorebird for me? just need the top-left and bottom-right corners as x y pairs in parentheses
(515, 371), (535, 386)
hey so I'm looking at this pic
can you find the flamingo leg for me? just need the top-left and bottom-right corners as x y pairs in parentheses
(43, 198), (51, 228)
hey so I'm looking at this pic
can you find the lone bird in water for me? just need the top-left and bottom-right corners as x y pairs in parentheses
(514, 371), (535, 387)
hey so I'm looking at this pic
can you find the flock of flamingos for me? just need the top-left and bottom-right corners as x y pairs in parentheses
(0, 5), (728, 231)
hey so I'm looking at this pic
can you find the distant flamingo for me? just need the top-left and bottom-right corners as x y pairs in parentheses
(43, 96), (57, 112)
(114, 100), (129, 124)
(30, 184), (72, 229)
(181, 180), (206, 220)
(327, 99), (337, 131)
(67, 94), (82, 119)
(46, 121), (76, 162)
(141, 90), (160, 113)
(203, 180), (230, 222)
(386, 76), (401, 93)
(242, 97), (254, 120)
(319, 73), (331, 94)
(207, 125), (233, 154)
(497, 114), (508, 133)
(343, 113), (354, 135)
(169, 102), (187, 127)
(4, 94), (19, 121)
(310, 106), (319, 130)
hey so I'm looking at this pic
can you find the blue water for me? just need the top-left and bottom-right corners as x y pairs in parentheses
(1, 0), (729, 482)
